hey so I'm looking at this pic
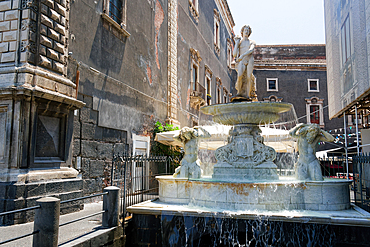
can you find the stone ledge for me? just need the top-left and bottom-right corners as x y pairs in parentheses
(58, 226), (124, 247)
(0, 85), (85, 109)
(101, 13), (130, 37)
(0, 168), (79, 183)
(128, 200), (370, 227)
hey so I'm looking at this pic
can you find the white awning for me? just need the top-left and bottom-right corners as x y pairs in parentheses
(154, 125), (296, 152)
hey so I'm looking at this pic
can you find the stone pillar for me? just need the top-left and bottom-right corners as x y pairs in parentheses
(33, 197), (60, 247)
(102, 186), (120, 228)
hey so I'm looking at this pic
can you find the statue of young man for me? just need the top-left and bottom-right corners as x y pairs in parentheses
(289, 123), (335, 181)
(232, 25), (256, 101)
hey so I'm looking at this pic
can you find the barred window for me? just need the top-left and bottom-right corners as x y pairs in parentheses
(109, 0), (123, 23)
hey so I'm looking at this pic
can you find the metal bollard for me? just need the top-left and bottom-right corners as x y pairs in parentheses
(102, 186), (120, 228)
(33, 197), (60, 247)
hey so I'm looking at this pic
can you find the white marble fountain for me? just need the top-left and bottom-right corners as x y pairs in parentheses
(155, 24), (351, 212)
(156, 101), (351, 211)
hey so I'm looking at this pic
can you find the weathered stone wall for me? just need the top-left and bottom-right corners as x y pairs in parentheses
(72, 91), (129, 193)
(37, 0), (68, 74)
(177, 0), (234, 126)
(68, 0), (170, 194)
(0, 0), (68, 71)
(66, 0), (235, 195)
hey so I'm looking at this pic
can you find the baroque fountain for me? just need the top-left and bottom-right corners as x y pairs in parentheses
(127, 26), (369, 246)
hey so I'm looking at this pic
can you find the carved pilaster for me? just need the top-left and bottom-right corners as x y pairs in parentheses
(166, 0), (179, 127)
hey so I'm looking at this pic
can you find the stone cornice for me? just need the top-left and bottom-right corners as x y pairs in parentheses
(205, 65), (213, 76)
(190, 48), (202, 64)
(254, 62), (326, 71)
(0, 64), (76, 87)
(214, 0), (235, 37)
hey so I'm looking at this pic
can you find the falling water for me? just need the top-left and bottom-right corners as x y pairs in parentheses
(160, 213), (336, 247)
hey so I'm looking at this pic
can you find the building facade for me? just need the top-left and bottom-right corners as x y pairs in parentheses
(324, 0), (370, 155)
(0, 0), (235, 223)
(324, 0), (370, 120)
(253, 44), (342, 146)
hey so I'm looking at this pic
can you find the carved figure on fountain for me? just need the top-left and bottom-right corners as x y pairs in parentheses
(289, 123), (335, 181)
(213, 124), (278, 180)
(173, 127), (211, 179)
(232, 25), (257, 101)
(215, 125), (276, 167)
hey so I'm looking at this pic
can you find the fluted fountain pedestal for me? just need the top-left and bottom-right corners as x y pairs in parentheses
(212, 124), (278, 180)
(201, 101), (292, 181)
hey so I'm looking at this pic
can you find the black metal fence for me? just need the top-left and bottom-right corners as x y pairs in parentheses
(275, 156), (350, 179)
(111, 154), (176, 221)
(353, 154), (370, 212)
(318, 156), (351, 179)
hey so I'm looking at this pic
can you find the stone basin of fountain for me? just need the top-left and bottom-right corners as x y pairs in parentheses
(200, 101), (293, 125)
(157, 176), (351, 211)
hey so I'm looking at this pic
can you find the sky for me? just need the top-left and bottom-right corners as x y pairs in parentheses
(227, 0), (326, 45)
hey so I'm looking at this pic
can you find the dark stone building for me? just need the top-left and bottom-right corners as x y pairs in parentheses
(253, 44), (343, 150)
(0, 0), (235, 224)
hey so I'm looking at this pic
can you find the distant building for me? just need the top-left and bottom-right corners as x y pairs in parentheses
(324, 0), (370, 153)
(253, 44), (343, 150)
(324, 0), (370, 121)
(0, 0), (235, 224)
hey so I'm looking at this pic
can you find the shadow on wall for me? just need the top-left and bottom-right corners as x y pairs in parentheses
(89, 22), (127, 74)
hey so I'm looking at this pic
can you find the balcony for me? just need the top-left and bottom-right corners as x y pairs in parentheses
(190, 82), (206, 108)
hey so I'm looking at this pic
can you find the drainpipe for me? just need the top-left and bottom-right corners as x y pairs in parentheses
(355, 105), (360, 156)
(75, 65), (80, 99)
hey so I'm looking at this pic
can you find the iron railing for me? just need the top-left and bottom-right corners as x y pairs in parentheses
(111, 154), (176, 220)
(353, 154), (370, 212)
(275, 156), (350, 179)
(190, 82), (206, 100)
(0, 205), (41, 245)
(318, 156), (351, 179)
(0, 191), (108, 246)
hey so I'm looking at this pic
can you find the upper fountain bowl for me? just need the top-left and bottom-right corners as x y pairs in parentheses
(200, 101), (293, 125)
